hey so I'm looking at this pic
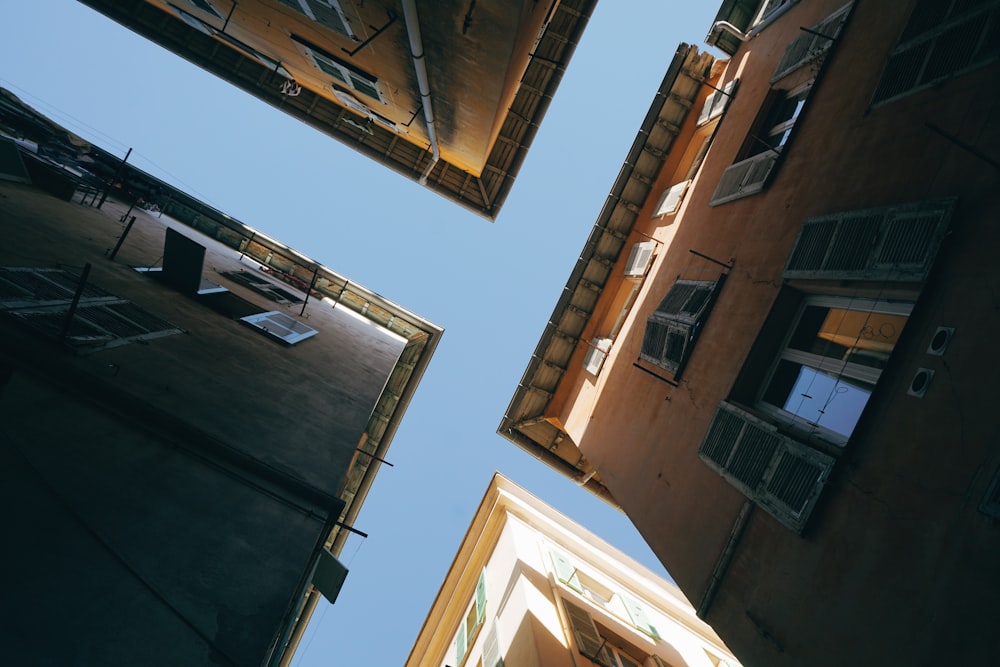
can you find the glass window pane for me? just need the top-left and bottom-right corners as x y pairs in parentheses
(766, 360), (873, 439)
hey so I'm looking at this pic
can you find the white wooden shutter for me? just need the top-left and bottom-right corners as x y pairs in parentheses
(697, 79), (738, 126)
(699, 401), (834, 533)
(652, 181), (691, 217)
(482, 622), (503, 667)
(624, 241), (657, 277)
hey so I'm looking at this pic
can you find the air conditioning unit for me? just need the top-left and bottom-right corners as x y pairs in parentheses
(624, 241), (657, 278)
(582, 337), (613, 375)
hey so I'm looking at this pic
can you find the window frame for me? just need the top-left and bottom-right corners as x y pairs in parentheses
(755, 294), (913, 447)
(291, 34), (382, 101)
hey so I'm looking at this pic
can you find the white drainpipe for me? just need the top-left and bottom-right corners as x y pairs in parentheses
(401, 0), (441, 184)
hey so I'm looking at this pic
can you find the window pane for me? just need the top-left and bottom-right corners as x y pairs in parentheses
(788, 305), (906, 371)
(766, 360), (873, 439)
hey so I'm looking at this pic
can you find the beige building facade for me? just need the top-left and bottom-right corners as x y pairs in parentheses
(406, 475), (741, 667)
(75, 0), (596, 218)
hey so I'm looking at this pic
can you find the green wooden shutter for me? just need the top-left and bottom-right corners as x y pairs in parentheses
(550, 550), (582, 593)
(621, 593), (661, 639)
(475, 569), (487, 624)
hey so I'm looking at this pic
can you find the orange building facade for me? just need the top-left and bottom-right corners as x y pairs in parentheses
(501, 1), (1000, 664)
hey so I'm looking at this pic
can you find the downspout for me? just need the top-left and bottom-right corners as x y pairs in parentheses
(400, 0), (440, 184)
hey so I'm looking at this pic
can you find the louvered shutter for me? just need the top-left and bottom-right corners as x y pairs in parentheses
(709, 152), (778, 206)
(697, 79), (738, 126)
(771, 3), (852, 82)
(699, 402), (834, 533)
(872, 0), (1000, 105)
(482, 622), (503, 667)
(563, 599), (606, 659)
(640, 280), (720, 376)
(783, 198), (955, 282)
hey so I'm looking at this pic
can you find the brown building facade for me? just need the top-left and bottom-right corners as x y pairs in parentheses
(76, 0), (596, 219)
(0, 100), (441, 666)
(501, 1), (1000, 664)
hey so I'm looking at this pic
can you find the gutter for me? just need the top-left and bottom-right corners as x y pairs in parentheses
(400, 0), (440, 184)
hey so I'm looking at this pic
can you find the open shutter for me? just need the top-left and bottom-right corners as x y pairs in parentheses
(550, 550), (582, 593)
(640, 279), (721, 376)
(699, 401), (834, 533)
(240, 311), (318, 344)
(783, 198), (955, 282)
(709, 151), (778, 206)
(652, 181), (692, 217)
(771, 3), (852, 81)
(563, 599), (606, 660)
(475, 569), (487, 624)
(697, 79), (738, 126)
(621, 593), (661, 639)
(872, 0), (1000, 105)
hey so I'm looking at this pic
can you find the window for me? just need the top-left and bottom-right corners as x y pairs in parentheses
(710, 3), (854, 206)
(291, 34), (381, 101)
(211, 30), (292, 79)
(0, 267), (182, 351)
(872, 0), (1000, 106)
(240, 311), (318, 345)
(168, 4), (214, 34)
(448, 569), (487, 667)
(652, 181), (691, 217)
(563, 599), (644, 667)
(709, 83), (810, 206)
(758, 295), (912, 445)
(640, 278), (722, 378)
(699, 198), (955, 532)
(696, 79), (738, 126)
(276, 0), (356, 39)
(707, 0), (801, 54)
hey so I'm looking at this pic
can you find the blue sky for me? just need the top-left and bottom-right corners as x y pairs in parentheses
(1, 1), (721, 664)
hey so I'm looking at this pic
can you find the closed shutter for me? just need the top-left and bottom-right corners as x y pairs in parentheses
(563, 599), (606, 659)
(709, 151), (778, 206)
(872, 0), (1000, 105)
(640, 279), (721, 376)
(783, 198), (955, 282)
(771, 3), (852, 82)
(699, 401), (834, 533)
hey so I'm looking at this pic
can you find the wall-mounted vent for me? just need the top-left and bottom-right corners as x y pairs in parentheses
(624, 242), (657, 278)
(907, 368), (934, 397)
(926, 326), (954, 356)
(582, 337), (612, 375)
(652, 180), (691, 218)
(241, 311), (318, 345)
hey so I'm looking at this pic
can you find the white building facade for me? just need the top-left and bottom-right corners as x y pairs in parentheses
(406, 475), (739, 667)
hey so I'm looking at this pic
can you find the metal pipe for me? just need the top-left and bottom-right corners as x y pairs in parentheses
(400, 0), (441, 184)
(107, 216), (137, 262)
(60, 263), (91, 340)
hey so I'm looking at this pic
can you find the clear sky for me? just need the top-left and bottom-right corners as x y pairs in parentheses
(1, 1), (722, 664)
